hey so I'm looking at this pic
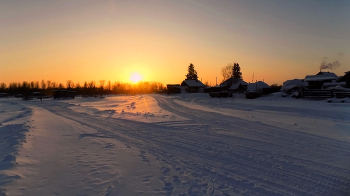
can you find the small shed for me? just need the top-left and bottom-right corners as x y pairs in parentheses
(53, 90), (75, 99)
(167, 84), (181, 94)
(181, 80), (205, 93)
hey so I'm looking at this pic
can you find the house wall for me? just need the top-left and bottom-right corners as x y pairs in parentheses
(308, 80), (333, 89)
(180, 81), (188, 86)
(167, 86), (181, 94)
(230, 85), (246, 93)
(186, 87), (199, 93)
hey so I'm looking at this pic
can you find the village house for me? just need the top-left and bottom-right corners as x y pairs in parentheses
(181, 80), (205, 93)
(304, 71), (338, 89)
(220, 78), (248, 93)
(166, 84), (181, 94)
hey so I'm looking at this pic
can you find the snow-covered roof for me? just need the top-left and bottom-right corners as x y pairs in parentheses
(322, 82), (347, 90)
(317, 71), (338, 78)
(323, 82), (346, 86)
(182, 80), (205, 87)
(282, 79), (305, 87)
(220, 78), (248, 87)
(328, 86), (350, 91)
(281, 79), (306, 92)
(229, 80), (248, 90)
(247, 81), (270, 91)
(304, 75), (337, 82)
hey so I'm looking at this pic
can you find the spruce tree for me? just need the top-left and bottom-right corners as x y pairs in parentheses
(232, 63), (242, 79)
(186, 63), (198, 80)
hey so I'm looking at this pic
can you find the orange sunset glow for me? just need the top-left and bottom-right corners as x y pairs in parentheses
(0, 1), (349, 86)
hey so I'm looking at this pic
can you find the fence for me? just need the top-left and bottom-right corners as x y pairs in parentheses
(301, 89), (350, 99)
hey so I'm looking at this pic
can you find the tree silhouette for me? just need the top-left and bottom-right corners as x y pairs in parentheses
(41, 80), (46, 90)
(232, 63), (242, 79)
(185, 63), (198, 80)
(0, 79), (165, 97)
(221, 64), (234, 82)
(46, 80), (52, 89)
(66, 80), (74, 89)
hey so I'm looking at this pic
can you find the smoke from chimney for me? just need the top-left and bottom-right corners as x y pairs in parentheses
(319, 60), (340, 71)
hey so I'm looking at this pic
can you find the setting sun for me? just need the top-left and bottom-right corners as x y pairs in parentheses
(130, 73), (143, 83)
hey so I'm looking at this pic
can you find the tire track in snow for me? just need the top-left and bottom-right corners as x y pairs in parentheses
(154, 96), (350, 195)
(39, 99), (350, 196)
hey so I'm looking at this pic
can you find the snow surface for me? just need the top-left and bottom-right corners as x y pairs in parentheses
(0, 94), (350, 195)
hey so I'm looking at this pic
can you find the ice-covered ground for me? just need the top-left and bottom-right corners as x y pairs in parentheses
(0, 94), (349, 196)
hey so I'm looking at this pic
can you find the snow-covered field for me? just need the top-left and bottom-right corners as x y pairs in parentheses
(0, 94), (349, 196)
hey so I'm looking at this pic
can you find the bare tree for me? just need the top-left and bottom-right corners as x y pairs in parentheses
(22, 81), (29, 89)
(47, 80), (52, 89)
(107, 81), (111, 91)
(58, 83), (64, 89)
(0, 83), (6, 90)
(41, 80), (46, 90)
(83, 81), (88, 89)
(75, 82), (81, 89)
(88, 81), (95, 89)
(30, 81), (35, 89)
(221, 64), (234, 82)
(99, 80), (105, 90)
(66, 80), (74, 89)
(51, 82), (57, 89)
(34, 81), (39, 90)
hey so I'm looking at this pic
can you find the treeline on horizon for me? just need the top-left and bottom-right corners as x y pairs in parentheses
(0, 80), (165, 96)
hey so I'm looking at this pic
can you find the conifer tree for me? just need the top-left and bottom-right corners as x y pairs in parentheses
(232, 63), (242, 79)
(185, 63), (198, 80)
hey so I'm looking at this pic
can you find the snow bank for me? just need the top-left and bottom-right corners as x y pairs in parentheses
(270, 92), (288, 97)
(325, 97), (350, 103)
(0, 99), (32, 188)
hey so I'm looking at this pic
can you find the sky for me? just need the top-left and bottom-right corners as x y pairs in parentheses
(1, 0), (350, 86)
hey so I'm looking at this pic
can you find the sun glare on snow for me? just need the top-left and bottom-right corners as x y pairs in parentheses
(130, 73), (142, 83)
